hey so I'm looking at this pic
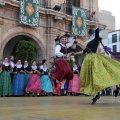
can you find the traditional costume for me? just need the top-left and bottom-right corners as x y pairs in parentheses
(23, 64), (31, 88)
(40, 65), (53, 94)
(9, 57), (15, 82)
(51, 36), (74, 82)
(12, 64), (25, 95)
(80, 28), (120, 103)
(0, 62), (12, 96)
(25, 66), (41, 95)
(68, 65), (80, 95)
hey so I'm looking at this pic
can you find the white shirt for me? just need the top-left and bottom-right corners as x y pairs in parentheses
(40, 65), (47, 72)
(9, 61), (15, 68)
(3, 62), (9, 66)
(73, 67), (78, 72)
(85, 33), (102, 44)
(16, 64), (22, 68)
(31, 66), (37, 70)
(24, 65), (28, 68)
(55, 37), (75, 57)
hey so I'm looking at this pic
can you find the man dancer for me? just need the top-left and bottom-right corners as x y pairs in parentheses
(51, 35), (76, 95)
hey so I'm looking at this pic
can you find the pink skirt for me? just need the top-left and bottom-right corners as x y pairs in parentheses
(68, 74), (80, 93)
(25, 74), (41, 93)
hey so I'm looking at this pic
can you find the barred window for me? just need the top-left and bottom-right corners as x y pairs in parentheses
(66, 0), (80, 15)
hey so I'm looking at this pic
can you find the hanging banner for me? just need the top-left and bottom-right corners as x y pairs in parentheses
(72, 6), (86, 36)
(19, 0), (40, 26)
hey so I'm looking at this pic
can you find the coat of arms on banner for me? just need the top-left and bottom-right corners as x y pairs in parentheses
(19, 0), (40, 26)
(72, 6), (86, 36)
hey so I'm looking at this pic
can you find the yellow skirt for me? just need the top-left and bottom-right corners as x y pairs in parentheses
(80, 53), (120, 95)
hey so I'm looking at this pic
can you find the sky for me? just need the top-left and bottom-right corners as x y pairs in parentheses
(99, 0), (120, 30)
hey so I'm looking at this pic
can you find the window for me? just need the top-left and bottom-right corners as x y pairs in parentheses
(112, 34), (117, 43)
(66, 0), (80, 15)
(113, 45), (117, 53)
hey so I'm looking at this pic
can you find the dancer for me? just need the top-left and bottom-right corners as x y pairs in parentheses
(51, 35), (75, 82)
(68, 62), (80, 96)
(23, 60), (31, 91)
(40, 59), (53, 96)
(26, 60), (41, 96)
(12, 60), (25, 96)
(75, 27), (120, 104)
(0, 58), (12, 96)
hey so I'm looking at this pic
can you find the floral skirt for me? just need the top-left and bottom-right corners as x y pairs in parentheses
(0, 71), (12, 96)
(80, 53), (120, 95)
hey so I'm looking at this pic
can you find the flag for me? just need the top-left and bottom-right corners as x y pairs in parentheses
(19, 0), (40, 26)
(72, 6), (86, 36)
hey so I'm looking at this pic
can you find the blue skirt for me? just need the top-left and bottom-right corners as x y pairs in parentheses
(40, 75), (53, 93)
(12, 73), (25, 95)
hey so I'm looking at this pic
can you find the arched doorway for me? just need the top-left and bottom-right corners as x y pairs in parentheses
(3, 35), (43, 64)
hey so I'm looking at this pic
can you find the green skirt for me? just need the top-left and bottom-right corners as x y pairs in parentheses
(80, 53), (120, 95)
(0, 71), (12, 96)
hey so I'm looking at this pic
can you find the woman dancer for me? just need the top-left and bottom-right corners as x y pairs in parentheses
(23, 60), (31, 94)
(26, 60), (41, 96)
(40, 59), (53, 96)
(0, 58), (12, 96)
(68, 62), (80, 96)
(75, 27), (120, 104)
(12, 60), (25, 96)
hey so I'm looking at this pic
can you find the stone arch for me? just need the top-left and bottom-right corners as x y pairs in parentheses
(0, 26), (46, 63)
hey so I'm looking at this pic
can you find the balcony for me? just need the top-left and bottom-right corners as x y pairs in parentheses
(6, 0), (95, 22)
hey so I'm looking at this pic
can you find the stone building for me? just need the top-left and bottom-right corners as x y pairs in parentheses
(0, 0), (105, 64)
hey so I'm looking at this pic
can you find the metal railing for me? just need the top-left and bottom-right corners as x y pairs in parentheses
(60, 3), (94, 21)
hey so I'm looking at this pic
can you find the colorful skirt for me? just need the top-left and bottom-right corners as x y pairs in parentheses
(12, 73), (25, 95)
(23, 73), (30, 88)
(40, 75), (53, 93)
(25, 74), (41, 93)
(68, 74), (80, 93)
(0, 71), (12, 96)
(51, 59), (73, 82)
(80, 53), (120, 95)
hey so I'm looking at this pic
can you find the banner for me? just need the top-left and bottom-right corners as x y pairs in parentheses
(72, 6), (86, 36)
(19, 0), (40, 26)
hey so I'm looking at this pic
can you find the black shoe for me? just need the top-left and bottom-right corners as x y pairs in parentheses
(91, 97), (98, 104)
(96, 95), (100, 99)
(114, 87), (119, 98)
(91, 95), (100, 104)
